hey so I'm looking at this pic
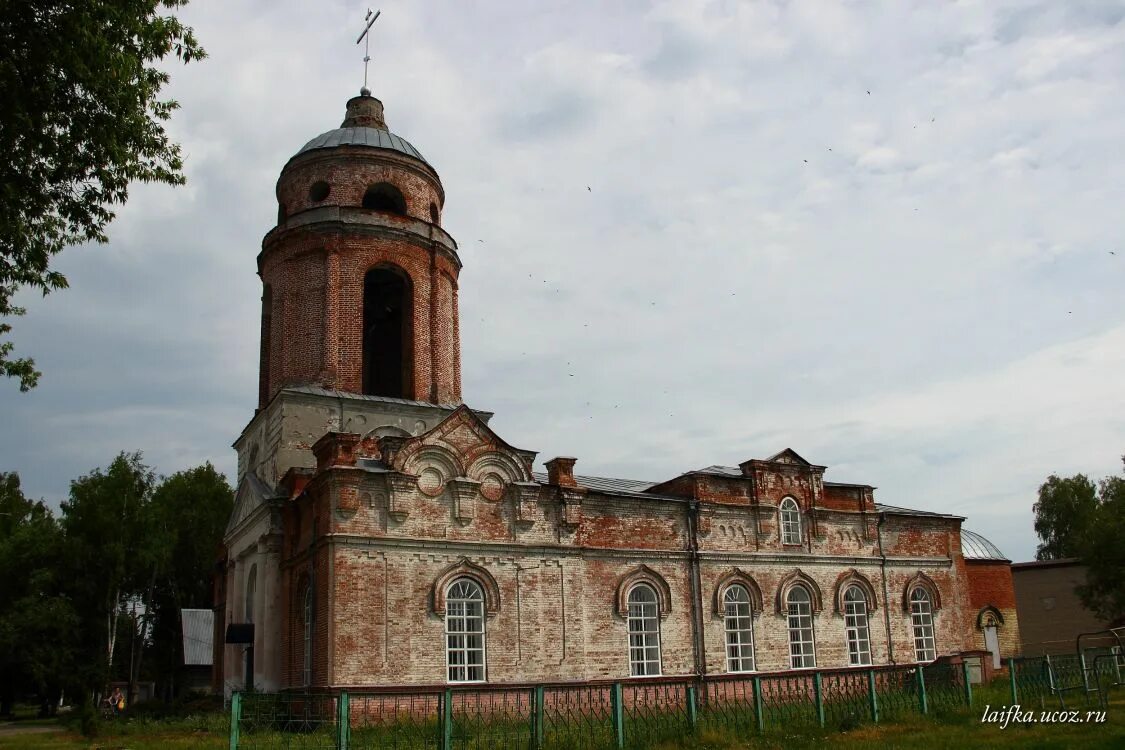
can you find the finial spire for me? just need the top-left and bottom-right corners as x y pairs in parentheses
(356, 8), (381, 96)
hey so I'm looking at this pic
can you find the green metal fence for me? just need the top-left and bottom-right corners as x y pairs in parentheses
(1009, 651), (1125, 711)
(235, 656), (1109, 750)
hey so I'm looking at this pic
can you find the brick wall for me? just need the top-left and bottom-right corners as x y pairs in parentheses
(268, 410), (976, 689)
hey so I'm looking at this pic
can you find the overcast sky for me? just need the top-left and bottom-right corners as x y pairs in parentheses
(3, 0), (1124, 562)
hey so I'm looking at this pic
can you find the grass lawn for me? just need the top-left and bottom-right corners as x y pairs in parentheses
(1, 687), (1123, 749)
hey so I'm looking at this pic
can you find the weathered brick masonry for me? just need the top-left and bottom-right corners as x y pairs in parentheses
(216, 92), (1020, 695)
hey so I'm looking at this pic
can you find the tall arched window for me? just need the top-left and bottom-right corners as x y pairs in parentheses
(245, 565), (257, 624)
(301, 582), (313, 687)
(780, 497), (802, 545)
(910, 587), (936, 662)
(362, 182), (407, 215)
(786, 585), (816, 668)
(363, 267), (413, 398)
(627, 584), (662, 676)
(723, 585), (755, 672)
(843, 585), (871, 666)
(446, 578), (486, 682)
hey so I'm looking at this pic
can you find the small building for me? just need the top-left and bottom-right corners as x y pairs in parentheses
(1012, 559), (1116, 657)
(181, 609), (214, 694)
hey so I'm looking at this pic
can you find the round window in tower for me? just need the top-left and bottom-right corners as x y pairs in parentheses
(308, 180), (331, 202)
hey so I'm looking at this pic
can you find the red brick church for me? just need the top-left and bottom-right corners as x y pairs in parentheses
(214, 89), (1019, 695)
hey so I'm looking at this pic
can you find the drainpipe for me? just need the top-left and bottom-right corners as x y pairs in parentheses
(877, 512), (895, 664)
(687, 500), (707, 678)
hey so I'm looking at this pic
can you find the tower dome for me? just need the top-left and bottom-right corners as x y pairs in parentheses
(257, 93), (462, 409)
(294, 94), (430, 166)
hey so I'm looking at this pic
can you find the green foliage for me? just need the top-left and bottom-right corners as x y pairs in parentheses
(1032, 473), (1099, 560)
(0, 472), (77, 716)
(1078, 467), (1125, 623)
(1033, 456), (1125, 624)
(0, 0), (205, 390)
(59, 452), (156, 692)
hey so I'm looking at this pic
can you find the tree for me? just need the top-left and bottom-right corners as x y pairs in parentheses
(0, 1), (205, 390)
(1033, 457), (1125, 625)
(1077, 464), (1125, 624)
(0, 473), (78, 716)
(1032, 473), (1099, 560)
(144, 464), (233, 699)
(60, 452), (156, 696)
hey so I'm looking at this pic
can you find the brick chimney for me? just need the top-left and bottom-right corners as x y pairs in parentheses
(545, 457), (578, 487)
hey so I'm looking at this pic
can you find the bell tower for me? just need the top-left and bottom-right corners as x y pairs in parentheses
(233, 91), (482, 492)
(258, 92), (462, 409)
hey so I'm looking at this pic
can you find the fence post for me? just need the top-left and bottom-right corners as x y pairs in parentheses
(867, 669), (879, 724)
(229, 691), (241, 750)
(753, 676), (765, 733)
(442, 688), (453, 750)
(533, 686), (544, 750)
(961, 661), (973, 707)
(337, 691), (350, 750)
(686, 683), (698, 731)
(611, 683), (624, 750)
(1008, 658), (1018, 705)
(916, 666), (928, 715)
(813, 672), (825, 728)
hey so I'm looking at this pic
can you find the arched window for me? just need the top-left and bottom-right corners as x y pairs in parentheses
(277, 202), (287, 224)
(446, 578), (486, 682)
(362, 182), (407, 215)
(910, 587), (936, 662)
(780, 497), (802, 545)
(301, 582), (313, 687)
(843, 585), (871, 666)
(245, 565), (257, 624)
(723, 584), (755, 672)
(363, 267), (413, 398)
(429, 202), (439, 224)
(627, 584), (661, 676)
(786, 585), (816, 668)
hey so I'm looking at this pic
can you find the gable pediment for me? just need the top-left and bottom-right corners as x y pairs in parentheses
(225, 472), (279, 538)
(387, 405), (536, 483)
(766, 448), (812, 466)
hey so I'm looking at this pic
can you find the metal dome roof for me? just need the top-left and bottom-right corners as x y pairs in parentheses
(295, 126), (429, 165)
(961, 528), (1009, 561)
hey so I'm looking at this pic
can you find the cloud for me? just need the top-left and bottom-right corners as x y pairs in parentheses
(2, 0), (1124, 566)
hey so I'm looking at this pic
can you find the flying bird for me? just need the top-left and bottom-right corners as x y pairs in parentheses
(866, 90), (871, 95)
(586, 186), (591, 192)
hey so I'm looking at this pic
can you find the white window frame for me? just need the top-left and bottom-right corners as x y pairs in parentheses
(843, 585), (872, 666)
(446, 578), (487, 683)
(627, 584), (662, 677)
(723, 584), (756, 673)
(786, 585), (816, 669)
(780, 497), (802, 545)
(910, 587), (936, 662)
(302, 583), (312, 687)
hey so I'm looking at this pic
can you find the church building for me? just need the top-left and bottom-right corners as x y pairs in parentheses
(214, 88), (1019, 694)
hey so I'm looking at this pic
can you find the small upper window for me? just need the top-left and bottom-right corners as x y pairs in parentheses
(277, 202), (287, 224)
(309, 181), (331, 202)
(363, 182), (407, 215)
(780, 497), (802, 545)
(429, 202), (439, 224)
